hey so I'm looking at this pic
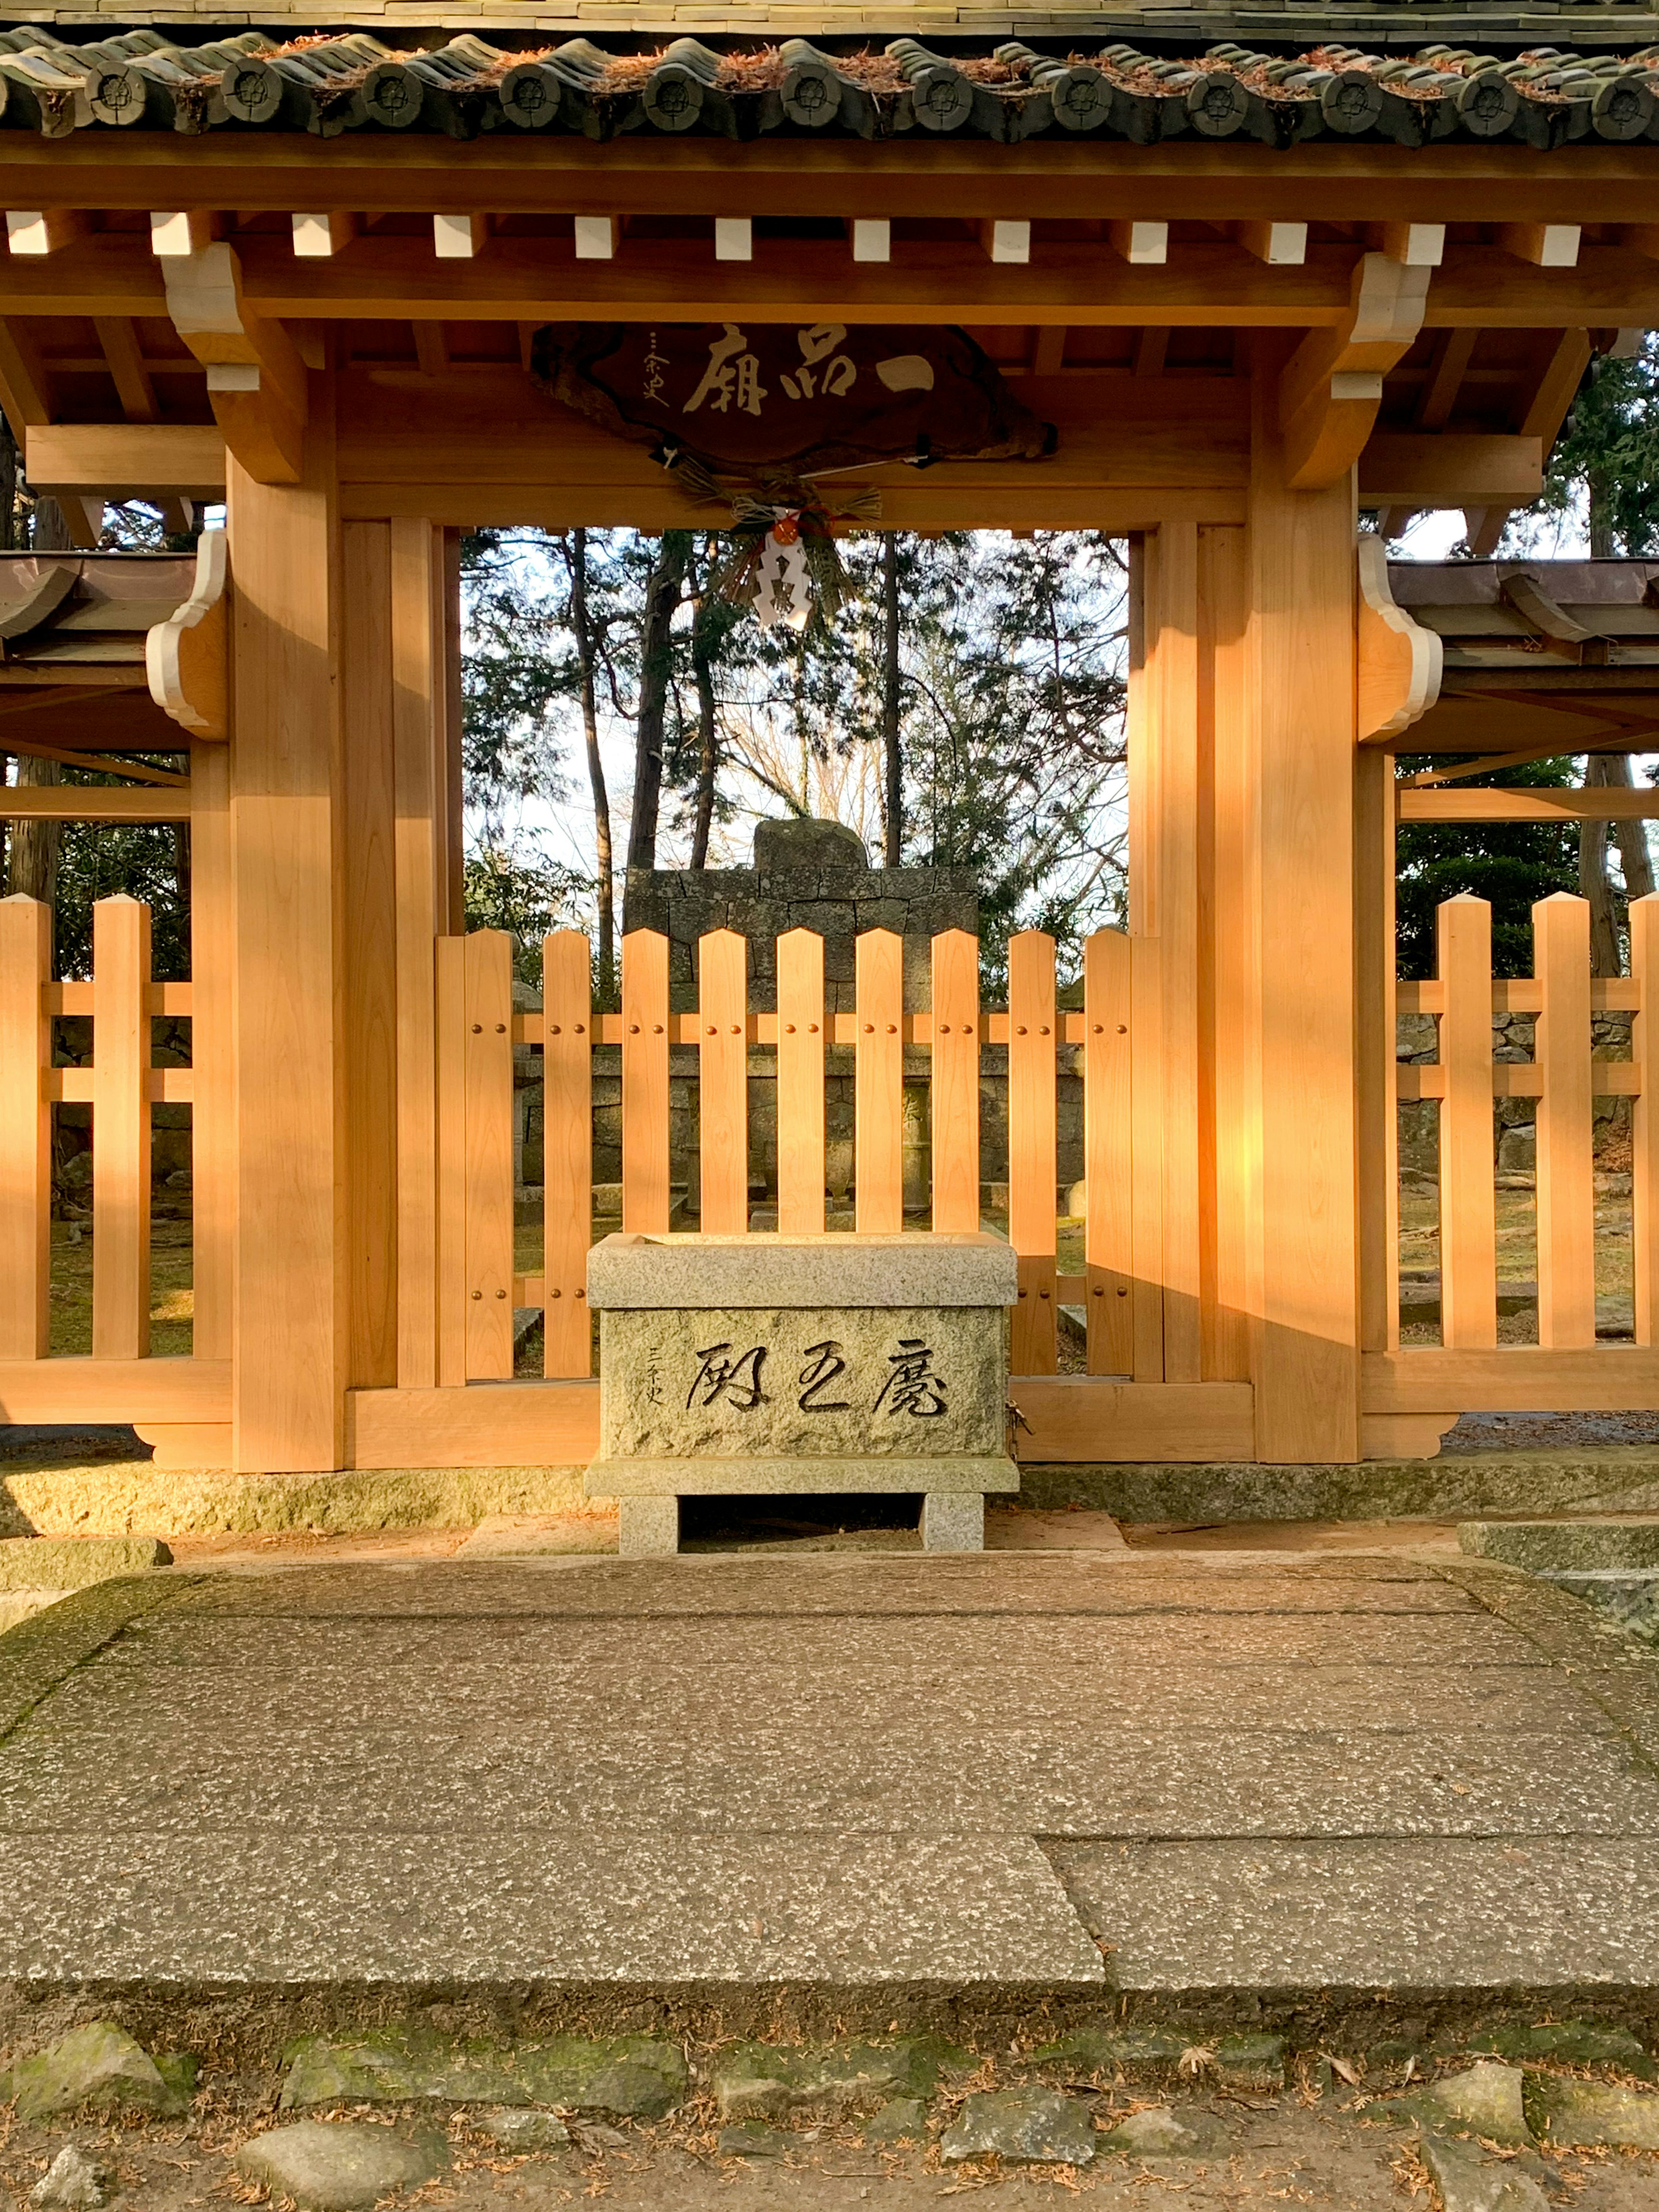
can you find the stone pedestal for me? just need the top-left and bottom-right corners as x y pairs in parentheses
(585, 1233), (1019, 1554)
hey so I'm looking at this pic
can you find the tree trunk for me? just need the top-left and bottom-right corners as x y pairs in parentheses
(566, 528), (617, 1002)
(1595, 752), (1657, 906)
(689, 550), (719, 870)
(1580, 755), (1626, 975)
(1589, 466), (1616, 561)
(880, 531), (902, 867)
(6, 753), (61, 907)
(623, 531), (690, 893)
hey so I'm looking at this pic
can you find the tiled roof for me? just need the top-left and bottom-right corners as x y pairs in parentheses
(3, 21), (1659, 143)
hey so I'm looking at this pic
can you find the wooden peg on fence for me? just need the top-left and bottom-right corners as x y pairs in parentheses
(541, 928), (592, 1377)
(464, 930), (515, 1381)
(92, 896), (152, 1361)
(0, 895), (51, 1360)
(622, 929), (670, 1233)
(1009, 929), (1058, 1374)
(855, 929), (903, 1235)
(1533, 892), (1596, 1348)
(1437, 894), (1497, 1349)
(776, 928), (825, 1235)
(1635, 896), (1659, 1349)
(697, 928), (748, 1234)
(930, 929), (979, 1235)
(1084, 927), (1134, 1376)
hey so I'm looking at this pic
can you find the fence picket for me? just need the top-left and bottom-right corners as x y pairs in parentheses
(1084, 927), (1133, 1375)
(0, 896), (50, 1360)
(1534, 892), (1596, 1348)
(622, 929), (670, 1233)
(698, 928), (749, 1234)
(1437, 894), (1497, 1349)
(1009, 928), (1058, 1375)
(463, 929), (515, 1380)
(776, 928), (825, 1235)
(855, 929), (903, 1234)
(930, 929), (979, 1234)
(1634, 895), (1659, 1348)
(434, 935), (468, 1387)
(541, 928), (591, 1377)
(92, 895), (151, 1360)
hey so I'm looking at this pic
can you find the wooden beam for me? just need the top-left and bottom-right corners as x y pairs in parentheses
(1498, 222), (1581, 268)
(1279, 254), (1429, 491)
(1109, 221), (1167, 265)
(25, 421), (224, 497)
(150, 210), (219, 258)
(92, 315), (157, 423)
(0, 318), (48, 431)
(1518, 328), (1593, 442)
(0, 1357), (230, 1423)
(0, 784), (190, 820)
(850, 218), (889, 264)
(1364, 1345), (1659, 1413)
(1359, 434), (1543, 506)
(161, 241), (306, 484)
(433, 212), (487, 260)
(1373, 222), (1444, 267)
(1415, 328), (1477, 430)
(292, 211), (359, 258)
(1402, 787), (1659, 822)
(979, 219), (1030, 265)
(1238, 221), (1307, 266)
(1007, 1378), (1255, 1462)
(6, 209), (84, 257)
(412, 322), (448, 378)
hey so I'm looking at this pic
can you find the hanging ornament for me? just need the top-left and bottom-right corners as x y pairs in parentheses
(752, 515), (811, 631)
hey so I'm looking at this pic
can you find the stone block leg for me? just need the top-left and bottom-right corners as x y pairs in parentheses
(619, 1497), (680, 1557)
(922, 1494), (984, 1553)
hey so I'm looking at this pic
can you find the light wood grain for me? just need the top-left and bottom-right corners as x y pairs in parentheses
(1244, 364), (1360, 1461)
(1534, 892), (1596, 1348)
(621, 929), (670, 1233)
(775, 927), (825, 1236)
(0, 1357), (230, 1424)
(1009, 929), (1058, 1376)
(697, 927), (749, 1235)
(91, 895), (150, 1362)
(227, 439), (348, 1472)
(1129, 932), (1166, 1381)
(341, 520), (399, 1391)
(1354, 744), (1398, 1357)
(349, 1379), (600, 1468)
(930, 928), (980, 1236)
(855, 928), (904, 1235)
(1008, 1376), (1255, 1462)
(1437, 894), (1497, 1349)
(463, 929), (515, 1380)
(1084, 926), (1133, 1376)
(390, 518), (449, 1390)
(1364, 1345), (1659, 1413)
(187, 748), (233, 1366)
(1634, 895), (1659, 1350)
(0, 896), (50, 1360)
(541, 928), (592, 1378)
(434, 932), (468, 1390)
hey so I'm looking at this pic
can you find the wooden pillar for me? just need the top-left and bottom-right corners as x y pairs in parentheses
(1241, 350), (1361, 1462)
(226, 397), (348, 1471)
(190, 747), (234, 1363)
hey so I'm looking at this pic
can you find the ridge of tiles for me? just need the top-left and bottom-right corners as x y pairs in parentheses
(0, 19), (1656, 140)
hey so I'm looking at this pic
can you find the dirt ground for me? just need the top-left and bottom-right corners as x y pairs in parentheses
(3, 2090), (1655, 2212)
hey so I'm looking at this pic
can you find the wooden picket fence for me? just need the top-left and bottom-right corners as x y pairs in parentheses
(439, 923), (1146, 1384)
(1392, 888), (1659, 1352)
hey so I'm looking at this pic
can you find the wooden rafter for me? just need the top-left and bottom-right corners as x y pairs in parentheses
(1415, 329), (1476, 430)
(1030, 325), (1065, 376)
(412, 321), (449, 378)
(0, 731), (188, 782)
(92, 315), (157, 423)
(1133, 327), (1169, 378)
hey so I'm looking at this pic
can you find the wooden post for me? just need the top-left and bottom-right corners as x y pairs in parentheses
(1083, 925), (1133, 1375)
(541, 927), (593, 1376)
(434, 933), (467, 1388)
(1437, 893), (1497, 1348)
(1634, 893), (1659, 1348)
(189, 748), (234, 1363)
(0, 895), (51, 1360)
(697, 927), (748, 1234)
(463, 928), (514, 1379)
(1243, 350), (1360, 1462)
(1354, 743), (1398, 1358)
(1534, 891), (1596, 1348)
(1009, 928), (1058, 1374)
(929, 928), (979, 1235)
(227, 416), (348, 1470)
(92, 894), (151, 1361)
(391, 520), (458, 1389)
(1132, 521), (1203, 1381)
(776, 928), (825, 1236)
(855, 928), (903, 1234)
(341, 519), (399, 1391)
(621, 928), (669, 1233)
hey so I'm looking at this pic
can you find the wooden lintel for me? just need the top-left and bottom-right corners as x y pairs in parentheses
(0, 1357), (229, 1423)
(26, 421), (229, 499)
(0, 785), (191, 820)
(1400, 787), (1659, 822)
(1364, 1345), (1659, 1414)
(1357, 434), (1544, 507)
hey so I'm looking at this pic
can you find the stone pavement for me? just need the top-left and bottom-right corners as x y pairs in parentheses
(0, 1547), (1658, 2022)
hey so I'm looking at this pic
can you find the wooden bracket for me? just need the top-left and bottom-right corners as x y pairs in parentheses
(1280, 253), (1430, 491)
(1356, 533), (1441, 745)
(146, 524), (229, 740)
(161, 242), (307, 485)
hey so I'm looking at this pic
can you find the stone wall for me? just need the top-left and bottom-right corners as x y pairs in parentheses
(1397, 1009), (1633, 1190)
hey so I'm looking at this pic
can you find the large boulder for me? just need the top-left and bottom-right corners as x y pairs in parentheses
(1392, 2061), (1533, 2148)
(939, 2089), (1096, 2167)
(238, 2123), (447, 2212)
(3, 2024), (191, 2122)
(1525, 2073), (1659, 2148)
